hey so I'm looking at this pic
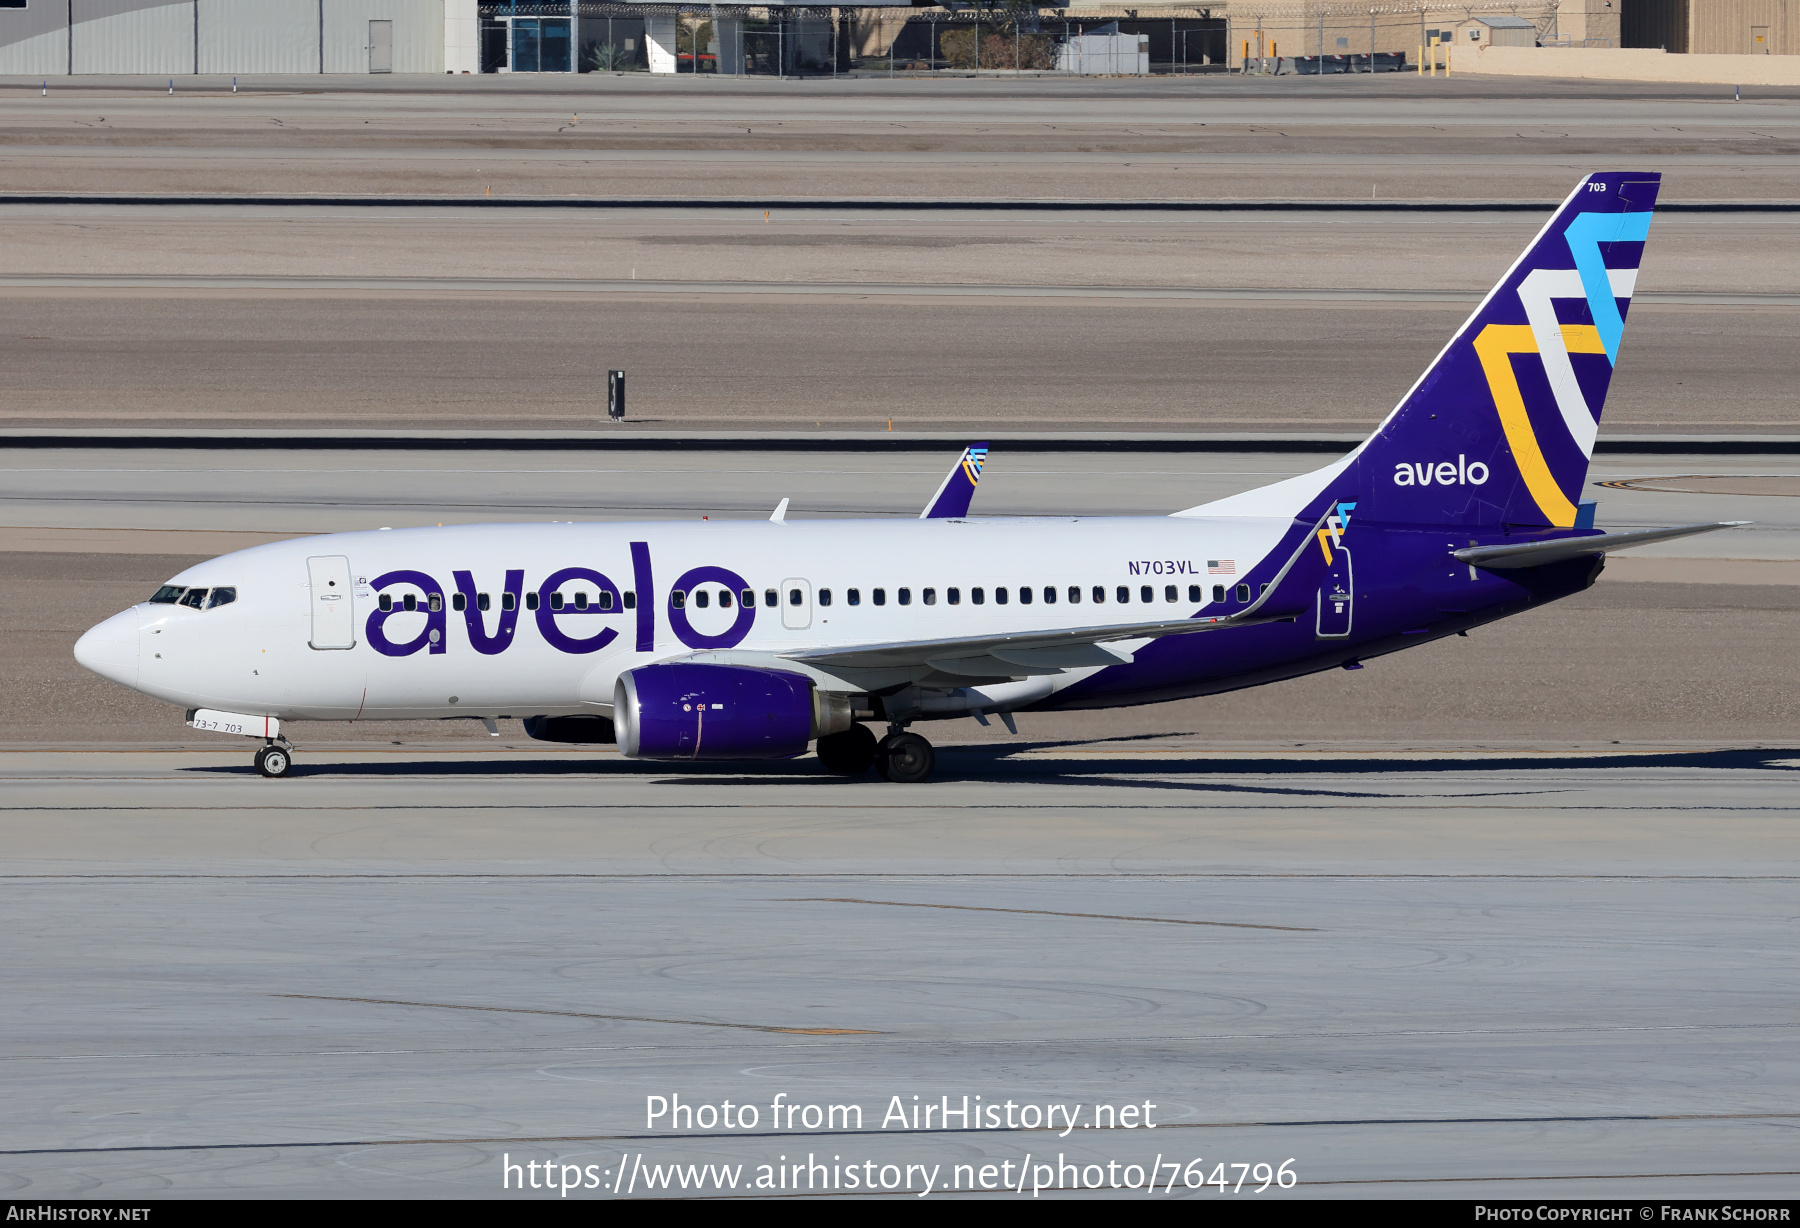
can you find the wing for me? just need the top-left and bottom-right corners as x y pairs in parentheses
(920, 443), (989, 519)
(1453, 522), (1744, 569)
(782, 612), (1238, 674)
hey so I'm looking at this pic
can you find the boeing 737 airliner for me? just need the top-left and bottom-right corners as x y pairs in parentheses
(75, 173), (1738, 781)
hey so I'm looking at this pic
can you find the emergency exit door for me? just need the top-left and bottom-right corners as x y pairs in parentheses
(1753, 25), (1770, 52)
(1316, 549), (1353, 638)
(781, 578), (812, 630)
(308, 555), (356, 650)
(369, 20), (393, 72)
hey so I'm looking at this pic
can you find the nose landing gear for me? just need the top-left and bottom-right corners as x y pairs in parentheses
(254, 741), (293, 778)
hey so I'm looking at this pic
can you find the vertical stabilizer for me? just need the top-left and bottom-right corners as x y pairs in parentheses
(1356, 171), (1660, 528)
(1183, 173), (1660, 529)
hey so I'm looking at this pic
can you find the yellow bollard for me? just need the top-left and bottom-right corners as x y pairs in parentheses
(1418, 44), (1423, 74)
(1446, 40), (1453, 76)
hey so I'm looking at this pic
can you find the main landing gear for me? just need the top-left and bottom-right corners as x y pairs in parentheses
(254, 740), (293, 779)
(815, 723), (937, 783)
(876, 731), (935, 784)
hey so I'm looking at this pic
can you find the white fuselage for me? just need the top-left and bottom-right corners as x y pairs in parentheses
(77, 514), (1291, 724)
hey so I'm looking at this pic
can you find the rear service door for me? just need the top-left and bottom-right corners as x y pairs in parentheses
(1316, 549), (1353, 638)
(308, 555), (356, 650)
(781, 578), (812, 630)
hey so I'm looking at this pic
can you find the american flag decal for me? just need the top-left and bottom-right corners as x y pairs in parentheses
(1208, 559), (1235, 575)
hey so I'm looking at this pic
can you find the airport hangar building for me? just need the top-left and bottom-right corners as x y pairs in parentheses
(0, 0), (852, 75)
(0, 0), (1790, 77)
(0, 0), (991, 76)
(0, 0), (1245, 77)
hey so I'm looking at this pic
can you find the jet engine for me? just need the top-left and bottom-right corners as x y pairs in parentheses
(614, 663), (851, 760)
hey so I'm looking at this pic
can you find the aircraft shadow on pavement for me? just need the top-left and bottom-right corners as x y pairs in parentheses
(180, 740), (1800, 795)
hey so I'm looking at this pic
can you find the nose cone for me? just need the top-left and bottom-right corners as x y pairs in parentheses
(75, 608), (140, 689)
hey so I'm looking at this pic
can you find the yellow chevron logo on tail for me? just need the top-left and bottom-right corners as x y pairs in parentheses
(1473, 323), (1604, 529)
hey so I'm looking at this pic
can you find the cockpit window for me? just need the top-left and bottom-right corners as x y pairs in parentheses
(151, 585), (236, 609)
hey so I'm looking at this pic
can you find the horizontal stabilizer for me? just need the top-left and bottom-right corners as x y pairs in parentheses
(1453, 522), (1745, 570)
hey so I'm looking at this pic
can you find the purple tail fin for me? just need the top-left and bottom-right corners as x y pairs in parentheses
(1349, 173), (1660, 528)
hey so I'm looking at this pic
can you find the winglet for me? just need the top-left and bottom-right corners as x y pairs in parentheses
(920, 443), (989, 519)
(770, 498), (789, 523)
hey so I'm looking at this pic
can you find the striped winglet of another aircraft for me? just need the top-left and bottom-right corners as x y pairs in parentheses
(920, 443), (990, 519)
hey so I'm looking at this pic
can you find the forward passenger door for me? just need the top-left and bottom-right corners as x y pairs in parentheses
(307, 555), (357, 650)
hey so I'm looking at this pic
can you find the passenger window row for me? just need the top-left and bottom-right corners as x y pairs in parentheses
(662, 582), (1260, 610)
(372, 581), (1266, 616)
(531, 590), (635, 612)
(670, 588), (745, 610)
(148, 585), (237, 610)
(380, 590), (645, 614)
(379, 592), (444, 613)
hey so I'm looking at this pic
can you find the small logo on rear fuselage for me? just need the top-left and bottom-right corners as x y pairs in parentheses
(1317, 500), (1357, 563)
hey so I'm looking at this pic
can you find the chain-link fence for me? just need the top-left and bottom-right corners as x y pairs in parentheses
(477, 3), (1562, 78)
(1221, 3), (1560, 72)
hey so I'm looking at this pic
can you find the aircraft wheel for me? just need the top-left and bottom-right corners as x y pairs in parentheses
(816, 723), (877, 776)
(876, 732), (935, 784)
(255, 745), (292, 778)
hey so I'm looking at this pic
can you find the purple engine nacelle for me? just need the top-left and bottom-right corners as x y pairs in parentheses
(614, 663), (852, 760)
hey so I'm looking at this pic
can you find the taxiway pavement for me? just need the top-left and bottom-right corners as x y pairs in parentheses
(4, 75), (1800, 436)
(2, 749), (1796, 1198)
(0, 206), (1796, 435)
(4, 74), (1800, 203)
